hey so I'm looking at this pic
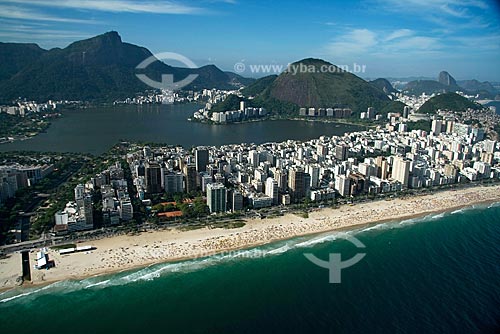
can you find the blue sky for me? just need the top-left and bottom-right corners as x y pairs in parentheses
(0, 0), (499, 81)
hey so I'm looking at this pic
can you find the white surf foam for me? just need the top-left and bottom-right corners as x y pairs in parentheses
(398, 217), (421, 226)
(358, 223), (389, 232)
(0, 284), (53, 303)
(266, 244), (292, 255)
(488, 202), (500, 209)
(431, 212), (446, 219)
(294, 234), (339, 248)
(84, 279), (111, 289)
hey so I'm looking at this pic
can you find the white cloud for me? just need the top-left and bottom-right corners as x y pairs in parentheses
(323, 28), (445, 59)
(376, 0), (493, 30)
(380, 0), (489, 15)
(451, 34), (500, 51)
(0, 18), (49, 27)
(0, 0), (206, 14)
(325, 29), (377, 58)
(0, 1), (211, 44)
(385, 29), (414, 41)
(0, 5), (98, 23)
(0, 19), (92, 42)
(439, 3), (468, 18)
(381, 36), (442, 55)
(0, 30), (90, 40)
(326, 26), (499, 61)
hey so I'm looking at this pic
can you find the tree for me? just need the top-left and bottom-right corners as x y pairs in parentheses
(164, 204), (176, 212)
(193, 197), (209, 217)
(173, 194), (184, 205)
(178, 202), (195, 217)
(152, 203), (165, 212)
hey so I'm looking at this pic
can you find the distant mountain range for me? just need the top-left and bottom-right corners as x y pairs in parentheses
(403, 71), (499, 99)
(0, 31), (497, 109)
(456, 79), (497, 95)
(0, 31), (253, 103)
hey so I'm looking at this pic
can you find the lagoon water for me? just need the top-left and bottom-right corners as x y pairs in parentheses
(0, 104), (364, 155)
(1, 204), (499, 333)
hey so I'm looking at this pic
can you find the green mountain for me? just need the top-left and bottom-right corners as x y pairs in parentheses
(1, 32), (163, 102)
(418, 93), (481, 114)
(457, 79), (497, 95)
(176, 64), (254, 91)
(210, 94), (244, 112)
(379, 101), (407, 114)
(0, 42), (46, 81)
(223, 71), (256, 87)
(404, 80), (453, 95)
(235, 58), (400, 116)
(0, 31), (253, 102)
(369, 78), (397, 94)
(241, 75), (277, 97)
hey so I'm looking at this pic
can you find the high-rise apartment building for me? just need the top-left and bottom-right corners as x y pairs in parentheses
(195, 148), (209, 172)
(335, 145), (349, 161)
(206, 183), (227, 213)
(183, 164), (197, 193)
(265, 177), (279, 205)
(145, 162), (162, 193)
(164, 171), (184, 194)
(392, 156), (411, 187)
(288, 168), (306, 202)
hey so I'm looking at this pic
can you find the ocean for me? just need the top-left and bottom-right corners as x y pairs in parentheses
(1, 203), (500, 334)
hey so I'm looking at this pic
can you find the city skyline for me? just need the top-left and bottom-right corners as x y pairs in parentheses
(0, 0), (499, 80)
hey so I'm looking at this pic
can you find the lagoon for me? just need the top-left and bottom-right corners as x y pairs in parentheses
(0, 104), (364, 155)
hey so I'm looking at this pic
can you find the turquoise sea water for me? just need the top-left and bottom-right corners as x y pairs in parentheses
(1, 204), (500, 333)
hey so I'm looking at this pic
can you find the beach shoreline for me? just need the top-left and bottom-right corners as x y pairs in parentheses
(1, 184), (500, 293)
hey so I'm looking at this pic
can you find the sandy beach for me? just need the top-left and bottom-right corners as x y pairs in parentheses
(1, 184), (500, 290)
